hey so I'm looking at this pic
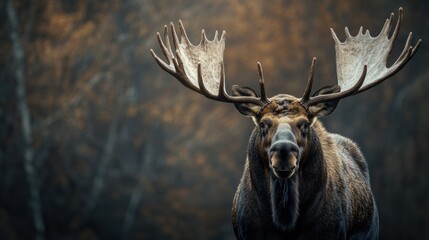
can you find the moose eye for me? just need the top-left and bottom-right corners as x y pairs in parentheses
(259, 119), (272, 136)
(301, 122), (310, 135)
(259, 122), (267, 135)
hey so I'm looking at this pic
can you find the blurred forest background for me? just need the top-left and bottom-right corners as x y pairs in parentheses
(0, 0), (428, 239)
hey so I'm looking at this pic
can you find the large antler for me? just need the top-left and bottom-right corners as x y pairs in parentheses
(301, 7), (421, 108)
(150, 21), (270, 107)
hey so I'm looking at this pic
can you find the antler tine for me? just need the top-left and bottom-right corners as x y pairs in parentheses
(202, 29), (208, 45)
(150, 47), (170, 74)
(301, 57), (316, 103)
(197, 63), (217, 100)
(162, 25), (174, 60)
(218, 62), (227, 97)
(303, 65), (367, 108)
(390, 7), (403, 43)
(153, 26), (172, 64)
(393, 32), (421, 66)
(150, 31), (174, 75)
(178, 20), (191, 45)
(380, 13), (394, 36)
(170, 22), (181, 51)
(412, 38), (422, 54)
(257, 62), (270, 104)
(213, 30), (219, 41)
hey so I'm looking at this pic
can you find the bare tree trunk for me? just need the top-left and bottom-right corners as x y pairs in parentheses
(6, 1), (45, 240)
(121, 142), (154, 240)
(84, 102), (121, 218)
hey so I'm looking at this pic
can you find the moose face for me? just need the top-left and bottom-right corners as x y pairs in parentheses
(233, 87), (341, 179)
(259, 100), (309, 178)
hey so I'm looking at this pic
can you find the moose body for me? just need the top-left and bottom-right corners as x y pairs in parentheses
(151, 7), (420, 240)
(231, 98), (379, 239)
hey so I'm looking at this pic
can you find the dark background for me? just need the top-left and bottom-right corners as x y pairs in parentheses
(1, 0), (428, 239)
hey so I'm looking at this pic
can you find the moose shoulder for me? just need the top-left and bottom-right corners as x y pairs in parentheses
(151, 7), (421, 240)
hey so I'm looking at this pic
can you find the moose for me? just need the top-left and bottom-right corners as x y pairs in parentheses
(150, 8), (420, 240)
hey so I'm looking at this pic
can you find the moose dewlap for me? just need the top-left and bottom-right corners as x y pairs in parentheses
(151, 7), (420, 240)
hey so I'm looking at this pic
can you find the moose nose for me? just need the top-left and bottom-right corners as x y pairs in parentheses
(269, 124), (300, 176)
(270, 140), (299, 158)
(270, 124), (299, 156)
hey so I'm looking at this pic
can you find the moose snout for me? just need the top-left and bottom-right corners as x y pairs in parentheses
(269, 125), (300, 178)
(270, 141), (299, 170)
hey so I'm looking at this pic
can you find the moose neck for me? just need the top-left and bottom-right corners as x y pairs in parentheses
(247, 120), (328, 231)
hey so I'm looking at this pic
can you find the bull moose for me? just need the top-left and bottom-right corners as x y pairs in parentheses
(150, 7), (420, 240)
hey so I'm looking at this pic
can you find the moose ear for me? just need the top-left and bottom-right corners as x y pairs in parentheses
(308, 85), (341, 117)
(232, 85), (262, 117)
